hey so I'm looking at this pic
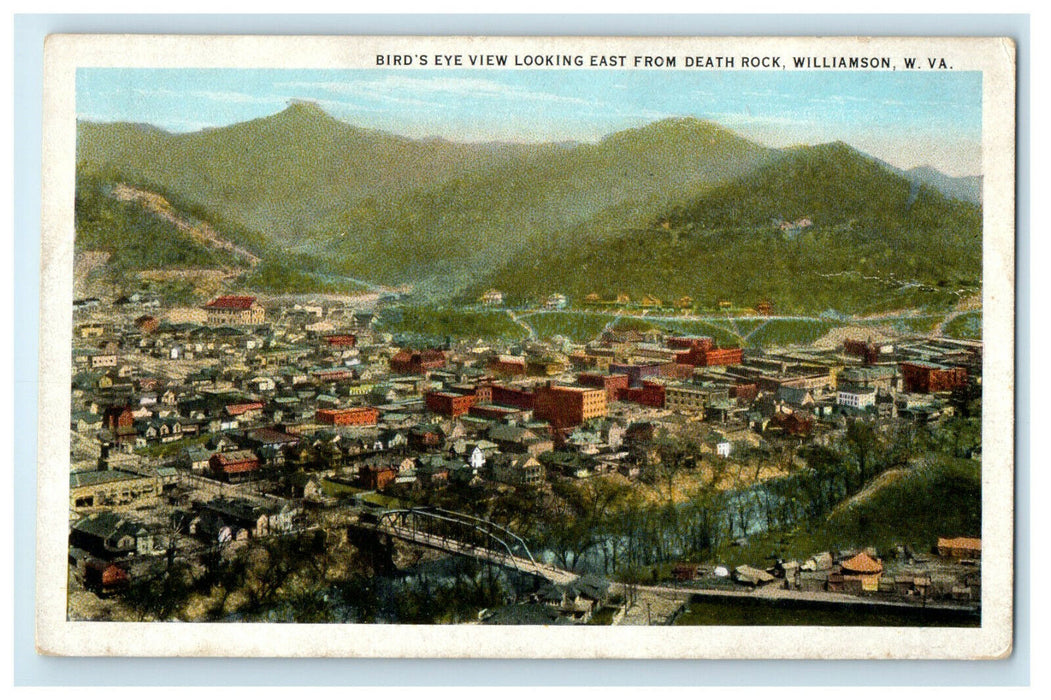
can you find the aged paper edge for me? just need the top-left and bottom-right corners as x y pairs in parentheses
(35, 34), (1016, 659)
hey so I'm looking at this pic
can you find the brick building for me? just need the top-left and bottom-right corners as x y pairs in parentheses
(576, 372), (630, 401)
(488, 355), (527, 376)
(390, 349), (446, 374)
(359, 464), (398, 491)
(900, 362), (968, 394)
(426, 391), (477, 417)
(619, 380), (666, 408)
(677, 345), (743, 367)
(609, 362), (661, 387)
(491, 384), (537, 410)
(316, 406), (380, 426)
(323, 334), (357, 347)
(534, 383), (607, 429)
(209, 450), (262, 481)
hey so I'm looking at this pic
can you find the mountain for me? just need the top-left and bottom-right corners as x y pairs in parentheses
(77, 102), (534, 244)
(76, 106), (981, 313)
(469, 142), (982, 315)
(317, 117), (772, 289)
(77, 107), (774, 293)
(905, 166), (982, 205)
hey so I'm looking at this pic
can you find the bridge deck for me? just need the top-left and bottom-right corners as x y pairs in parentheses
(362, 522), (578, 585)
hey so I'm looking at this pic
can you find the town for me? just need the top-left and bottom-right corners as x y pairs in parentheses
(66, 289), (983, 626)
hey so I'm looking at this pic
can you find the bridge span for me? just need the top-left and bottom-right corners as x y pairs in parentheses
(355, 507), (578, 585)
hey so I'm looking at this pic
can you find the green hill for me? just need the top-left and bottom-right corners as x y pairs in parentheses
(74, 172), (244, 272)
(76, 108), (981, 313)
(470, 142), (982, 314)
(77, 108), (773, 294)
(77, 102), (532, 246)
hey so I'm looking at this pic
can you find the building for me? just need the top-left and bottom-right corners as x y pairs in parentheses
(667, 336), (713, 351)
(70, 511), (154, 559)
(838, 551), (883, 592)
(323, 334), (357, 347)
(489, 355), (527, 376)
(359, 464), (398, 491)
(390, 349), (446, 375)
(480, 289), (504, 306)
(937, 537), (982, 560)
(620, 380), (666, 408)
(491, 384), (537, 411)
(577, 372), (629, 401)
(526, 356), (568, 377)
(836, 387), (877, 411)
(900, 362), (968, 394)
(664, 385), (712, 414)
(316, 407), (379, 426)
(489, 454), (545, 487)
(70, 469), (161, 511)
(425, 391), (477, 417)
(837, 366), (899, 393)
(209, 450), (262, 481)
(534, 383), (607, 429)
(676, 345), (743, 367)
(609, 363), (661, 387)
(203, 296), (266, 325)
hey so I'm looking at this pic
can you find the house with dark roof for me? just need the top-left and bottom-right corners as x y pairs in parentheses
(70, 511), (154, 559)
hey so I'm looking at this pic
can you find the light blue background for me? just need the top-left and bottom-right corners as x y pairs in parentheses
(13, 13), (1030, 687)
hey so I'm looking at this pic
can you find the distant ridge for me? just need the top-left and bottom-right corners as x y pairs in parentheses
(76, 104), (982, 312)
(905, 165), (982, 205)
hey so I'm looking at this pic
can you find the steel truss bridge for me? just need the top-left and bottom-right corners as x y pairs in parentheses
(358, 506), (578, 585)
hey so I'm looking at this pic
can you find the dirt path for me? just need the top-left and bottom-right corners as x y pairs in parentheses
(112, 183), (260, 266)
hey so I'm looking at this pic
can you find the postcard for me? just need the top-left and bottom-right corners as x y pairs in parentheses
(36, 34), (1015, 658)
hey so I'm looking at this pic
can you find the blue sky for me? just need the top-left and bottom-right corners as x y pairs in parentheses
(77, 68), (983, 176)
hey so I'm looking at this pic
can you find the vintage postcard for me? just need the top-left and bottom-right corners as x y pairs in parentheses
(36, 35), (1015, 658)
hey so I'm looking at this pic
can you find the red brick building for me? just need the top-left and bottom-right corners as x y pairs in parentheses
(534, 383), (608, 429)
(390, 349), (446, 374)
(488, 355), (528, 376)
(577, 372), (630, 401)
(425, 391), (477, 417)
(677, 346), (743, 367)
(658, 362), (694, 380)
(491, 384), (537, 410)
(209, 450), (261, 481)
(101, 403), (135, 441)
(312, 369), (355, 383)
(900, 362), (968, 394)
(324, 334), (357, 347)
(844, 339), (881, 365)
(316, 407), (379, 426)
(359, 464), (397, 491)
(620, 380), (667, 408)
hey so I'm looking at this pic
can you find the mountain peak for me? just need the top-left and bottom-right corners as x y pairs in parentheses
(275, 100), (335, 120)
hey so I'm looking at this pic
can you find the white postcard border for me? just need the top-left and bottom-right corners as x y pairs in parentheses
(36, 34), (1016, 659)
